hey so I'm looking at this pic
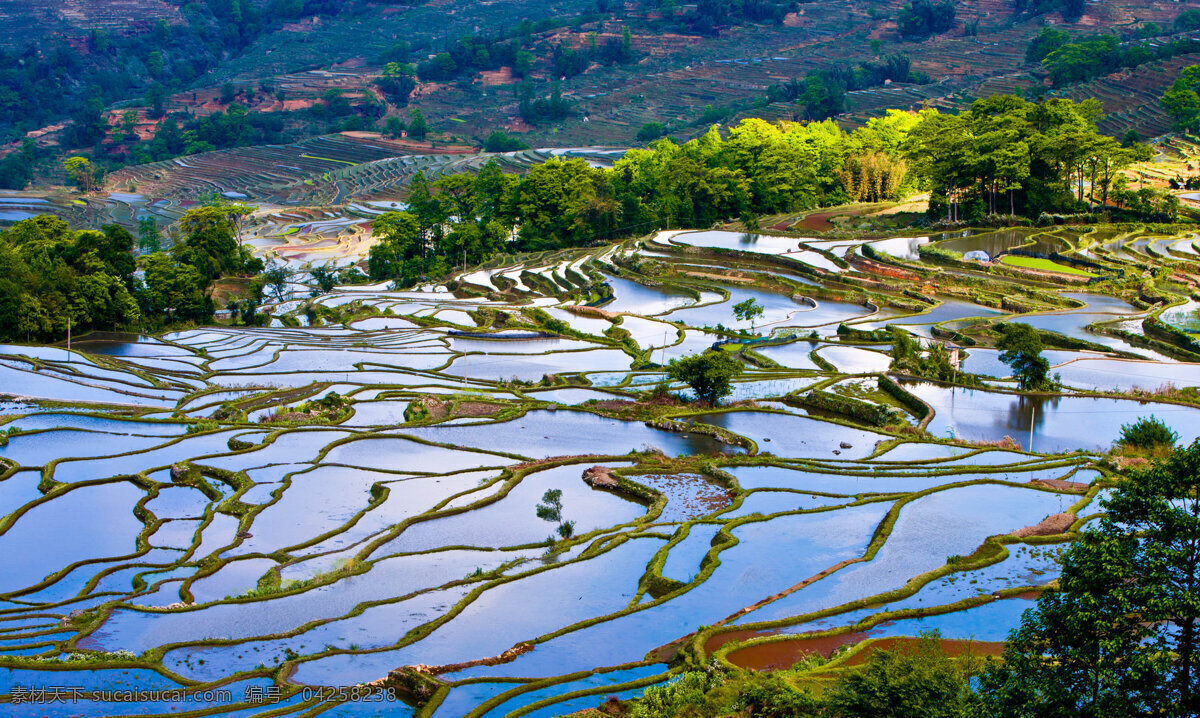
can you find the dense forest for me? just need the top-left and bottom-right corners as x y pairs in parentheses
(0, 207), (261, 342)
(904, 95), (1161, 221)
(367, 94), (1171, 286)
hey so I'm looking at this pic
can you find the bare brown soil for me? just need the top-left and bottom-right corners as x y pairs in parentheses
(407, 642), (533, 676)
(1029, 478), (1090, 492)
(582, 465), (620, 489)
(682, 271), (754, 283)
(1010, 512), (1076, 538)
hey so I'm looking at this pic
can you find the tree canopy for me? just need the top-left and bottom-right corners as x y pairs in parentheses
(667, 350), (743, 406)
(904, 95), (1153, 221)
(0, 205), (263, 342)
(997, 323), (1050, 390)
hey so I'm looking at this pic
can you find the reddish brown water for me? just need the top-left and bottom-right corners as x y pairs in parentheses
(726, 630), (879, 670)
(726, 632), (1004, 670)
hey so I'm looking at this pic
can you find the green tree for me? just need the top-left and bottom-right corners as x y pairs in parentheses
(483, 130), (529, 152)
(1025, 27), (1070, 64)
(140, 252), (209, 322)
(1042, 36), (1119, 87)
(309, 265), (337, 294)
(385, 116), (407, 138)
(137, 217), (160, 253)
(636, 122), (666, 142)
(1106, 440), (1200, 712)
(997, 323), (1049, 390)
(257, 261), (293, 302)
(977, 530), (1162, 717)
(367, 210), (423, 282)
(732, 297), (764, 332)
(173, 206), (253, 280)
(408, 108), (429, 140)
(827, 632), (977, 718)
(536, 488), (563, 522)
(513, 49), (535, 77)
(1118, 415), (1179, 450)
(977, 442), (1200, 715)
(667, 350), (743, 406)
(1163, 74), (1200, 133)
(63, 156), (97, 192)
(1177, 9), (1200, 31)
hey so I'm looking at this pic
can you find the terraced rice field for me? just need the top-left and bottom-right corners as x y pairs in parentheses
(3, 222), (1200, 717)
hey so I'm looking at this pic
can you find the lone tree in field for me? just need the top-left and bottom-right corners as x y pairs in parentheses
(667, 350), (743, 406)
(998, 322), (1050, 390)
(732, 298), (765, 333)
(536, 489), (574, 541)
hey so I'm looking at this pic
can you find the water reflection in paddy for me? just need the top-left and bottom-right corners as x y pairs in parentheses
(446, 503), (892, 680)
(600, 275), (695, 315)
(936, 229), (1035, 258)
(402, 409), (739, 459)
(906, 381), (1200, 452)
(738, 483), (1066, 625)
(867, 235), (929, 260)
(688, 411), (888, 459)
(292, 537), (667, 685)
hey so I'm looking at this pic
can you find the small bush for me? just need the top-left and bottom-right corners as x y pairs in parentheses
(1118, 415), (1179, 448)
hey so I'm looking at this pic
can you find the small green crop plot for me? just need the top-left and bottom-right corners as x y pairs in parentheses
(1000, 255), (1096, 277)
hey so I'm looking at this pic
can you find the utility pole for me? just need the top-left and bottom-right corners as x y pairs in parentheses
(1029, 402), (1036, 453)
(67, 316), (71, 362)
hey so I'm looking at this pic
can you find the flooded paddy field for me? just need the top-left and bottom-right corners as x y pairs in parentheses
(0, 224), (1193, 716)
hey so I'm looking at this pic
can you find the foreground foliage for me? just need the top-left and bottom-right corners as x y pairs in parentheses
(625, 633), (973, 718)
(980, 439), (1200, 716)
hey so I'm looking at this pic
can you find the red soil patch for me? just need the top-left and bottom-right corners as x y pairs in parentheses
(729, 634), (1004, 671)
(582, 465), (620, 489)
(406, 642), (533, 676)
(565, 305), (618, 320)
(795, 211), (838, 231)
(503, 118), (536, 134)
(283, 98), (320, 112)
(847, 255), (920, 281)
(480, 67), (516, 86)
(1011, 512), (1076, 538)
